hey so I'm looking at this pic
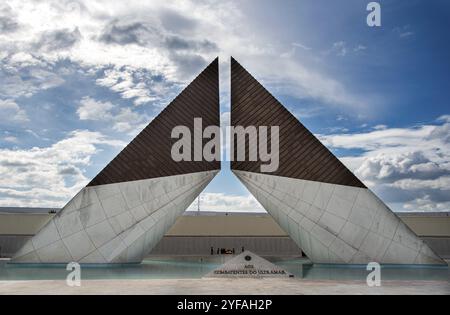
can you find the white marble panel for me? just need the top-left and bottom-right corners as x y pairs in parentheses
(310, 224), (336, 248)
(86, 221), (117, 248)
(359, 232), (392, 262)
(326, 193), (354, 220)
(393, 222), (424, 252)
(382, 242), (419, 264)
(338, 221), (369, 249)
(329, 238), (358, 263)
(79, 250), (106, 264)
(79, 187), (100, 209)
(55, 211), (84, 239)
(318, 212), (346, 236)
(347, 204), (376, 230)
(36, 240), (72, 263)
(62, 230), (96, 261)
(302, 180), (321, 205)
(93, 183), (121, 201)
(31, 220), (60, 250)
(313, 183), (335, 210)
(130, 205), (148, 222)
(333, 185), (360, 204)
(100, 194), (128, 218)
(79, 203), (106, 228)
(370, 208), (399, 240)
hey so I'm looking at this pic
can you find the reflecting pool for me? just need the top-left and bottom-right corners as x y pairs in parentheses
(0, 257), (448, 282)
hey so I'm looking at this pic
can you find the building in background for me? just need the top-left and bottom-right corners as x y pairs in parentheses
(1, 208), (449, 261)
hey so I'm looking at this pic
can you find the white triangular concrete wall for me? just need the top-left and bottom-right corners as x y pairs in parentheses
(234, 170), (444, 265)
(12, 171), (218, 264)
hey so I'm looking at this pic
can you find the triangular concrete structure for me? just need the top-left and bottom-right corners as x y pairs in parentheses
(230, 58), (445, 265)
(205, 251), (292, 278)
(12, 59), (221, 264)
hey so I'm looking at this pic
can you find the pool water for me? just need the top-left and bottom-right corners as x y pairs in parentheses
(0, 257), (448, 282)
(277, 259), (450, 282)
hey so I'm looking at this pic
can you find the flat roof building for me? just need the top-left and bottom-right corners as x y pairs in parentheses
(1, 208), (449, 260)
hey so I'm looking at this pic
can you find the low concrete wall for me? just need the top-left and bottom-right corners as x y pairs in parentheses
(0, 235), (31, 257)
(422, 237), (450, 259)
(1, 211), (449, 259)
(165, 214), (287, 237)
(0, 213), (52, 258)
(399, 214), (450, 237)
(0, 213), (53, 235)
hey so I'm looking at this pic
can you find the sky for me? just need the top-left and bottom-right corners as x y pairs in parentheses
(0, 0), (449, 213)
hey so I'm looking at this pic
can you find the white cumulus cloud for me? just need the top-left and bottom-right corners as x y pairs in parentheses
(0, 130), (125, 207)
(321, 118), (450, 212)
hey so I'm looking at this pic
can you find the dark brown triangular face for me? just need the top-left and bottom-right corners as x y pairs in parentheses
(230, 57), (365, 188)
(88, 58), (220, 187)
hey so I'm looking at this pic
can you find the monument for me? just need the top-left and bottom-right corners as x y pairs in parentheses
(11, 57), (445, 266)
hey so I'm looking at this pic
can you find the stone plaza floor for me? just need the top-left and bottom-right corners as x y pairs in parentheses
(0, 278), (449, 295)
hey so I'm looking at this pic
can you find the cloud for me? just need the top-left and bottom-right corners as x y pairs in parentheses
(373, 124), (387, 130)
(281, 42), (312, 58)
(159, 8), (198, 34)
(112, 107), (149, 133)
(256, 57), (366, 110)
(293, 42), (311, 51)
(77, 96), (151, 134)
(390, 176), (450, 191)
(327, 42), (367, 56)
(99, 21), (150, 46)
(0, 16), (19, 33)
(0, 3), (19, 33)
(96, 66), (177, 106)
(97, 17), (218, 80)
(99, 19), (217, 52)
(34, 28), (82, 52)
(330, 41), (348, 57)
(0, 99), (29, 122)
(353, 151), (447, 182)
(321, 118), (450, 212)
(0, 53), (65, 98)
(77, 97), (114, 121)
(394, 25), (415, 39)
(354, 45), (367, 52)
(5, 52), (44, 67)
(3, 136), (19, 143)
(437, 115), (450, 123)
(187, 193), (264, 213)
(399, 32), (414, 38)
(0, 130), (125, 207)
(164, 35), (217, 52)
(0, 0), (368, 112)
(403, 197), (450, 212)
